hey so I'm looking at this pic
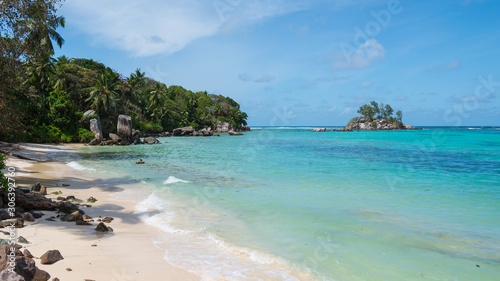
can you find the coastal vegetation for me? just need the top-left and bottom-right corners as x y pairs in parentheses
(344, 101), (414, 130)
(0, 0), (248, 143)
(356, 101), (402, 124)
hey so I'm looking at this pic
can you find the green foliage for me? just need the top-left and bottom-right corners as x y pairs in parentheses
(86, 70), (120, 113)
(47, 90), (81, 132)
(136, 121), (163, 133)
(30, 124), (63, 143)
(71, 58), (108, 72)
(371, 121), (378, 129)
(357, 101), (402, 124)
(1, 1), (248, 145)
(77, 128), (95, 142)
(0, 155), (8, 192)
(347, 117), (359, 127)
(357, 104), (375, 121)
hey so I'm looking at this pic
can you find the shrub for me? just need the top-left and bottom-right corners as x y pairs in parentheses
(151, 123), (163, 133)
(136, 121), (163, 133)
(189, 122), (199, 130)
(30, 124), (63, 143)
(347, 117), (359, 127)
(77, 128), (95, 142)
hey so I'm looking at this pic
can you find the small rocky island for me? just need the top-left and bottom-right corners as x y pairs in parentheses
(342, 101), (420, 131)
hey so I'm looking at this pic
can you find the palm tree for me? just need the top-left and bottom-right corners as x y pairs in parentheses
(24, 55), (56, 94)
(56, 55), (71, 65)
(149, 82), (167, 108)
(148, 82), (167, 123)
(124, 68), (146, 108)
(53, 66), (66, 91)
(86, 71), (121, 114)
(22, 2), (65, 57)
(128, 69), (146, 89)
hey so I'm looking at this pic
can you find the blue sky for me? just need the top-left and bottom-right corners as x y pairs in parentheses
(54, 0), (500, 126)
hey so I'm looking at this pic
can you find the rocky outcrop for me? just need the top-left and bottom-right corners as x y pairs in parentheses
(117, 115), (132, 144)
(228, 131), (243, 136)
(9, 190), (57, 212)
(0, 245), (51, 281)
(344, 117), (421, 131)
(172, 127), (215, 137)
(214, 122), (233, 132)
(83, 110), (96, 119)
(108, 133), (121, 144)
(0, 270), (25, 281)
(143, 137), (160, 144)
(173, 126), (195, 136)
(89, 118), (103, 141)
(132, 130), (142, 145)
(61, 211), (83, 222)
(313, 128), (327, 132)
(213, 122), (251, 133)
(57, 202), (79, 214)
(88, 138), (100, 146)
(40, 250), (63, 265)
(198, 128), (213, 136)
(240, 126), (251, 131)
(95, 222), (111, 232)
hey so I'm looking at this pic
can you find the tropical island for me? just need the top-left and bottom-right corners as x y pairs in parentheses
(342, 101), (420, 131)
(0, 1), (248, 145)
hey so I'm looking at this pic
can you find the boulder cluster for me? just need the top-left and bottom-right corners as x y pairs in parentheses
(213, 122), (250, 133)
(87, 116), (251, 146)
(0, 181), (116, 280)
(0, 244), (61, 281)
(312, 128), (352, 132)
(344, 117), (421, 131)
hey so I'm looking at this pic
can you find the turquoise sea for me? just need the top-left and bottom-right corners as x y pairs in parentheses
(67, 127), (500, 280)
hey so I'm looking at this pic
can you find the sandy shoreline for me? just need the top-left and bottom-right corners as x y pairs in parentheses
(2, 143), (200, 281)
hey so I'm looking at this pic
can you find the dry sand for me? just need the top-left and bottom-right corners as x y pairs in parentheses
(2, 143), (200, 281)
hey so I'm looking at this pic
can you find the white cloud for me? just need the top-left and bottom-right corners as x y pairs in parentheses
(61, 0), (314, 57)
(333, 39), (386, 70)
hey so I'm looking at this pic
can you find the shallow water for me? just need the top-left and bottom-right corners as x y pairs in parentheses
(68, 127), (500, 280)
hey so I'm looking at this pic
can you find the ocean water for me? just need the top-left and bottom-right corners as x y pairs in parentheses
(69, 127), (499, 280)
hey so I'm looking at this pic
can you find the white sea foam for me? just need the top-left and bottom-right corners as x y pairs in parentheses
(66, 161), (95, 171)
(163, 176), (190, 185)
(468, 128), (481, 130)
(135, 193), (192, 235)
(134, 193), (310, 281)
(156, 230), (305, 281)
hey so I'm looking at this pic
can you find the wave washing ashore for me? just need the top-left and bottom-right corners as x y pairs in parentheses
(60, 127), (499, 280)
